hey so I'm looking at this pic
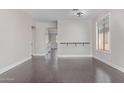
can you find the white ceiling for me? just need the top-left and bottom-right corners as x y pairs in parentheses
(24, 9), (111, 21)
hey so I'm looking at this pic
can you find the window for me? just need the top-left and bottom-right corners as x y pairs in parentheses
(96, 14), (110, 52)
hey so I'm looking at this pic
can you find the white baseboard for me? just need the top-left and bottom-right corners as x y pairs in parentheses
(93, 56), (109, 63)
(33, 54), (45, 56)
(58, 55), (92, 58)
(0, 56), (32, 75)
(33, 54), (92, 58)
(93, 56), (124, 73)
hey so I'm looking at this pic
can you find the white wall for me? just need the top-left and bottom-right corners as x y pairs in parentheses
(111, 12), (124, 68)
(57, 19), (92, 56)
(0, 10), (35, 69)
(34, 22), (56, 54)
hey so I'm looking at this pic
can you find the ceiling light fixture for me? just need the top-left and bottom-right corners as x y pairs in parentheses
(72, 9), (87, 17)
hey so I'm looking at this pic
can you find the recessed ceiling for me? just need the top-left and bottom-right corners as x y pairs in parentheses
(24, 9), (111, 21)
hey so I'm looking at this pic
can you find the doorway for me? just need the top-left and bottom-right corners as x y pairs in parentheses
(46, 28), (58, 68)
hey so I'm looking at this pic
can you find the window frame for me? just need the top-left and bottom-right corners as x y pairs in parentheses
(96, 13), (111, 54)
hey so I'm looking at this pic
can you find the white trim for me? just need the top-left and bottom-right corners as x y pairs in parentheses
(33, 54), (92, 58)
(33, 53), (45, 56)
(93, 56), (124, 73)
(0, 56), (32, 75)
(93, 56), (109, 63)
(58, 55), (92, 58)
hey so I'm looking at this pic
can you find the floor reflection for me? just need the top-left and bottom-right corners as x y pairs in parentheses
(32, 56), (124, 83)
(33, 56), (94, 83)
